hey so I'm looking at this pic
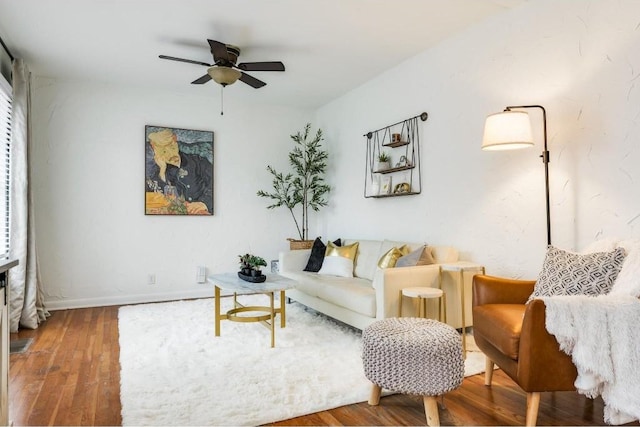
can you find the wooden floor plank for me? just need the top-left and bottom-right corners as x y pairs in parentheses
(8, 305), (640, 426)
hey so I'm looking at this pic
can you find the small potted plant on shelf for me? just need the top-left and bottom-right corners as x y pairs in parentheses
(377, 152), (390, 171)
(238, 253), (268, 282)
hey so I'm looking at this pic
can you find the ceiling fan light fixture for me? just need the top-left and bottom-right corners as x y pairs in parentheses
(207, 66), (241, 86)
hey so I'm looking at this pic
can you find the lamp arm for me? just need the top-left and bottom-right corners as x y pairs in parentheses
(505, 105), (551, 246)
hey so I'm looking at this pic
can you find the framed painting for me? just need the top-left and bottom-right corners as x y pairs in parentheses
(144, 125), (214, 215)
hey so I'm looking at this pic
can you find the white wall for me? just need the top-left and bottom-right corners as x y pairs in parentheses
(315, 0), (640, 279)
(31, 78), (312, 309)
(32, 0), (640, 308)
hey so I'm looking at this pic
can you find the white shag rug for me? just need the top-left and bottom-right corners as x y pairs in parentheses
(119, 296), (487, 426)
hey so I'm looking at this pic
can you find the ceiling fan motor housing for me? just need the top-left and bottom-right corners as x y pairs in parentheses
(225, 45), (240, 64)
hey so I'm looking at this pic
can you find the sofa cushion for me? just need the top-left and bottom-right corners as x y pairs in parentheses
(430, 246), (458, 263)
(379, 239), (424, 256)
(284, 271), (324, 297)
(528, 245), (627, 303)
(316, 278), (376, 318)
(472, 304), (526, 360)
(344, 239), (382, 281)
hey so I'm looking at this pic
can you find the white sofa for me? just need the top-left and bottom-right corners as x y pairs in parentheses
(279, 238), (472, 330)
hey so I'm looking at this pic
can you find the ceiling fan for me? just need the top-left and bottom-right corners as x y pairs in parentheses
(159, 39), (285, 89)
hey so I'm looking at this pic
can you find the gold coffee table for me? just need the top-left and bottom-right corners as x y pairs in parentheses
(209, 273), (295, 348)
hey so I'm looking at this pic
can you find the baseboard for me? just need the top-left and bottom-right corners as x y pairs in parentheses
(44, 288), (215, 311)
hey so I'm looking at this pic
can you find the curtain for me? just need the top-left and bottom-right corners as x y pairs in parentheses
(8, 59), (48, 332)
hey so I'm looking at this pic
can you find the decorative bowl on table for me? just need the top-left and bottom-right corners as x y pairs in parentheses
(238, 271), (266, 283)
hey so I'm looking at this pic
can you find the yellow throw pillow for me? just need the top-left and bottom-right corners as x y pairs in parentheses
(377, 245), (410, 268)
(325, 241), (359, 261)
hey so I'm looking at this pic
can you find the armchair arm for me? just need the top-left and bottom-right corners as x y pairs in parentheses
(517, 299), (577, 391)
(472, 274), (535, 306)
(374, 264), (441, 319)
(279, 249), (311, 274)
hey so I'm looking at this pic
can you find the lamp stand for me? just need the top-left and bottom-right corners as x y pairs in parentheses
(505, 105), (551, 245)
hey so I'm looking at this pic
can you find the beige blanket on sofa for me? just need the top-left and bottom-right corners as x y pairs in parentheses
(542, 294), (640, 425)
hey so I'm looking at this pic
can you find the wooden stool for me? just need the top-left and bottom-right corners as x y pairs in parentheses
(399, 287), (446, 323)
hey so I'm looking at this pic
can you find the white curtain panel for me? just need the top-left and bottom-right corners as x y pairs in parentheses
(9, 58), (48, 332)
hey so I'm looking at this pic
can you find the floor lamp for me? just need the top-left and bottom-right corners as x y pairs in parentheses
(481, 105), (551, 245)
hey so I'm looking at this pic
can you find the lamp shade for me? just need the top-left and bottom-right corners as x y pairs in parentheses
(482, 110), (534, 151)
(207, 66), (241, 86)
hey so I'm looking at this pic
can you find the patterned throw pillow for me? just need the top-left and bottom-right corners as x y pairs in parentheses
(528, 245), (627, 303)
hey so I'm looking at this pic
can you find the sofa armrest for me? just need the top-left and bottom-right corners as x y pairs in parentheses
(374, 265), (441, 319)
(517, 299), (577, 391)
(279, 249), (311, 273)
(472, 274), (535, 307)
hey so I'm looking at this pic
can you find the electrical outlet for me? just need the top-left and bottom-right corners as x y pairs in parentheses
(148, 274), (156, 285)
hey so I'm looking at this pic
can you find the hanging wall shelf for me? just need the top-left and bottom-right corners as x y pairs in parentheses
(364, 112), (428, 198)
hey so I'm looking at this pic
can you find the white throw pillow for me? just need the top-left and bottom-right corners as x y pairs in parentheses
(609, 239), (640, 297)
(318, 256), (354, 278)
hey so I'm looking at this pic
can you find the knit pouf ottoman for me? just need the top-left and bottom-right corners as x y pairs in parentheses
(362, 318), (464, 427)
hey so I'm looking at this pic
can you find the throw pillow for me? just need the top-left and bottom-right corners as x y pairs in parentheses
(528, 245), (627, 303)
(377, 245), (409, 268)
(325, 241), (359, 260)
(317, 256), (354, 278)
(303, 237), (341, 272)
(396, 245), (436, 267)
(317, 241), (359, 278)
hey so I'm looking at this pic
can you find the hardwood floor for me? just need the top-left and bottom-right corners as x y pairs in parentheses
(8, 305), (638, 426)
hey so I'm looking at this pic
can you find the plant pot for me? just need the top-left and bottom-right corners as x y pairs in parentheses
(238, 271), (266, 283)
(377, 161), (390, 171)
(287, 239), (314, 250)
(251, 269), (262, 277)
(242, 268), (252, 275)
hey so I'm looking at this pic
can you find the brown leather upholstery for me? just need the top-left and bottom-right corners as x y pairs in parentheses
(472, 274), (578, 426)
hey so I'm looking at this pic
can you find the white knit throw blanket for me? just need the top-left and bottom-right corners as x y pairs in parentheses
(542, 294), (640, 424)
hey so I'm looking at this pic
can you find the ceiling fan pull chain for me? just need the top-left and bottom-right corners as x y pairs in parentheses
(220, 85), (224, 116)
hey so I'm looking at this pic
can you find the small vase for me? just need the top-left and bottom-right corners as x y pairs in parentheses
(377, 161), (390, 171)
(251, 269), (262, 277)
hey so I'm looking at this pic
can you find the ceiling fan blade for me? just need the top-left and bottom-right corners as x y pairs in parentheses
(159, 55), (211, 67)
(237, 61), (285, 72)
(191, 74), (212, 84)
(239, 72), (266, 89)
(207, 39), (230, 63)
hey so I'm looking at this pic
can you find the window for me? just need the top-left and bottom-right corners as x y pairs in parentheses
(0, 75), (10, 259)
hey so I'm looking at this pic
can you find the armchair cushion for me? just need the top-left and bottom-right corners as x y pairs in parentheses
(528, 245), (627, 302)
(473, 304), (525, 360)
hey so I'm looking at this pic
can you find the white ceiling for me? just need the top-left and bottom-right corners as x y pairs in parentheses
(0, 0), (524, 109)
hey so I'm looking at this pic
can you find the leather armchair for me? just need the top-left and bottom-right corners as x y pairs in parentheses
(472, 275), (577, 426)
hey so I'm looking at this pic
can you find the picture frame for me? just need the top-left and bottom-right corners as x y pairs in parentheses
(145, 125), (214, 215)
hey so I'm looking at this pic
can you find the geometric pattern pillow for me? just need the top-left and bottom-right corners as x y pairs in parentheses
(528, 245), (627, 303)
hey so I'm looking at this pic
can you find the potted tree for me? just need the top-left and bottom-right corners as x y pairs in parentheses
(257, 123), (330, 250)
